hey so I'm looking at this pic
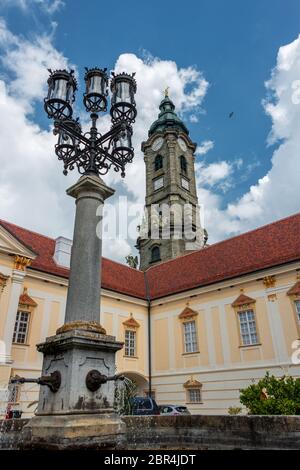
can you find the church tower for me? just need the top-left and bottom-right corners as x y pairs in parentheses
(136, 91), (204, 271)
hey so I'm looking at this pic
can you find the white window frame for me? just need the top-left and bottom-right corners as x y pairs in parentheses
(183, 320), (198, 353)
(188, 388), (201, 403)
(153, 176), (164, 191)
(238, 309), (258, 346)
(181, 177), (190, 191)
(295, 300), (300, 324)
(13, 310), (30, 344)
(125, 329), (136, 357)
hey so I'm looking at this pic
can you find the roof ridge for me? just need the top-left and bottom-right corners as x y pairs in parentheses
(145, 212), (300, 272)
(0, 219), (57, 243)
(102, 256), (144, 273)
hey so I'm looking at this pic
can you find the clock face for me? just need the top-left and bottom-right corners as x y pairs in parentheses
(178, 137), (187, 152)
(151, 137), (163, 151)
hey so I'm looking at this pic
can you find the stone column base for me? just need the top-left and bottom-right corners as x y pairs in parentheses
(21, 412), (125, 450)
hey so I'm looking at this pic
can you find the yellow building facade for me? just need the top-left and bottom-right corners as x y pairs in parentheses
(0, 214), (300, 417)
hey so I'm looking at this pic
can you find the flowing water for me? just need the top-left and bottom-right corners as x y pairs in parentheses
(114, 376), (137, 415)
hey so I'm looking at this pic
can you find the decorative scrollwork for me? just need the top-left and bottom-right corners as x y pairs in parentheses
(44, 68), (137, 178)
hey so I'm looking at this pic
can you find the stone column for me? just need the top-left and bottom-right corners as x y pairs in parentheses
(1, 257), (30, 363)
(24, 174), (125, 450)
(62, 174), (114, 330)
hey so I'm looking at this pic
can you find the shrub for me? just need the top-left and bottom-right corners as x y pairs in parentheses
(239, 372), (300, 415)
(228, 406), (242, 415)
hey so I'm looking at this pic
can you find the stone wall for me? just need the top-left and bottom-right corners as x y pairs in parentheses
(123, 415), (300, 450)
(0, 415), (300, 450)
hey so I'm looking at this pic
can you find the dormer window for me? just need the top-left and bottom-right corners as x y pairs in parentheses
(180, 155), (187, 173)
(154, 155), (163, 171)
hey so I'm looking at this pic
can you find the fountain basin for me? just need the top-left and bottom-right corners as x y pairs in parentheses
(1, 415), (300, 450)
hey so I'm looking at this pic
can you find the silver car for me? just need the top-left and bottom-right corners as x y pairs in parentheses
(158, 405), (190, 416)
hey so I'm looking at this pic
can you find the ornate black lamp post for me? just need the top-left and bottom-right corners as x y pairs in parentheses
(43, 67), (137, 329)
(17, 68), (138, 449)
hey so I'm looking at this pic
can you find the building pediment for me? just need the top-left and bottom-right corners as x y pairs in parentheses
(123, 313), (140, 329)
(287, 281), (300, 296)
(232, 293), (256, 308)
(178, 306), (198, 319)
(19, 287), (37, 308)
(0, 224), (36, 260)
(183, 376), (202, 388)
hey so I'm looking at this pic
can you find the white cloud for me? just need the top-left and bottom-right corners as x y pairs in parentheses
(199, 34), (300, 243)
(0, 0), (64, 14)
(0, 19), (76, 238)
(198, 161), (232, 186)
(189, 114), (198, 123)
(105, 53), (209, 206)
(0, 19), (70, 112)
(0, 26), (209, 262)
(1, 17), (299, 262)
(195, 139), (214, 155)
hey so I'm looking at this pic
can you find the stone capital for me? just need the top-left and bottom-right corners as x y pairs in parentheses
(14, 255), (32, 272)
(66, 174), (115, 203)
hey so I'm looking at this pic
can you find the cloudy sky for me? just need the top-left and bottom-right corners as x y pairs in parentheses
(0, 0), (300, 263)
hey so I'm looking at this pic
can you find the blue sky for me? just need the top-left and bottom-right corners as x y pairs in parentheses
(0, 0), (300, 262)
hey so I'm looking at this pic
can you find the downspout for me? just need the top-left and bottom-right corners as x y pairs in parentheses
(144, 271), (152, 397)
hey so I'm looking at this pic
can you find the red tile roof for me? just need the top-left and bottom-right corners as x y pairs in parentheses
(0, 219), (146, 299)
(1, 213), (300, 301)
(145, 213), (300, 299)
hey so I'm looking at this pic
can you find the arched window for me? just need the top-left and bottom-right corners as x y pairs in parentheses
(154, 155), (163, 171)
(180, 155), (187, 173)
(151, 246), (161, 262)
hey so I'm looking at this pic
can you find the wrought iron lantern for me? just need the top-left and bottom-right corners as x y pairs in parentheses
(83, 67), (108, 113)
(44, 69), (77, 120)
(55, 118), (81, 162)
(110, 72), (137, 124)
(44, 67), (137, 177)
(112, 125), (133, 168)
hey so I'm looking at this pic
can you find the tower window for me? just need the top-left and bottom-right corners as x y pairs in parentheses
(154, 155), (163, 171)
(180, 155), (187, 173)
(151, 246), (161, 262)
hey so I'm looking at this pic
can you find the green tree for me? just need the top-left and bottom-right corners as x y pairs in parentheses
(239, 372), (300, 415)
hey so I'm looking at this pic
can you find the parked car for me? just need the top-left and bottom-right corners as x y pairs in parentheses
(158, 405), (190, 416)
(129, 396), (160, 415)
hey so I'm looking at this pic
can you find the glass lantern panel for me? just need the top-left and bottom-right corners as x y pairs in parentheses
(52, 78), (68, 101)
(116, 81), (130, 103)
(58, 131), (73, 146)
(116, 129), (131, 148)
(89, 74), (103, 95)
